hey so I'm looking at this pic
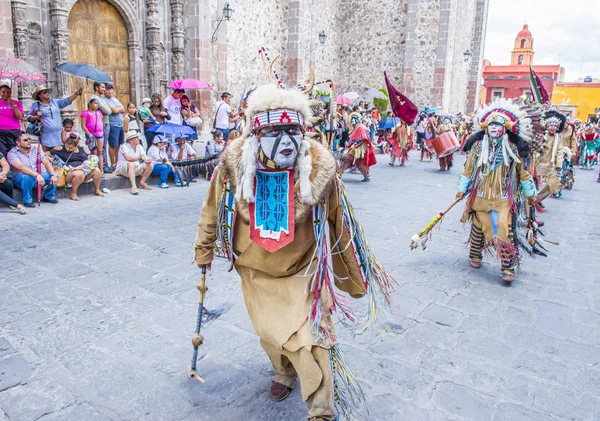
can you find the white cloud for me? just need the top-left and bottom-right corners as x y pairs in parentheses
(484, 0), (600, 81)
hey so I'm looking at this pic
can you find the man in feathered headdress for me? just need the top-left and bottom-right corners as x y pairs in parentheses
(194, 84), (393, 421)
(535, 110), (566, 202)
(457, 99), (537, 283)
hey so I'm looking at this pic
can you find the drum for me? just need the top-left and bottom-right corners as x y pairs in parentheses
(432, 132), (460, 158)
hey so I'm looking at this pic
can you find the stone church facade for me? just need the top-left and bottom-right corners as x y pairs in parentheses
(0, 0), (488, 124)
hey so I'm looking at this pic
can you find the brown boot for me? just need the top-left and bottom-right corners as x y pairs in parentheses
(270, 381), (291, 402)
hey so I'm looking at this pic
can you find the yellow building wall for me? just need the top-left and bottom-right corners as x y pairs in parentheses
(552, 85), (600, 121)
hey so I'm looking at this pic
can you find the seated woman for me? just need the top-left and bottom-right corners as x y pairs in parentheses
(205, 130), (225, 156)
(0, 151), (26, 214)
(147, 135), (184, 188)
(181, 95), (202, 141)
(50, 134), (104, 201)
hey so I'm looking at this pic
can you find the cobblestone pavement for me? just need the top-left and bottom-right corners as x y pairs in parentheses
(1, 152), (599, 421)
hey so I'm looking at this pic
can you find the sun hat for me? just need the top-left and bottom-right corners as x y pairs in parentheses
(32, 85), (53, 101)
(125, 130), (141, 141)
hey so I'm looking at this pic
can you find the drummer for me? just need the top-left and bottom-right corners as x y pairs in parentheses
(437, 117), (456, 171)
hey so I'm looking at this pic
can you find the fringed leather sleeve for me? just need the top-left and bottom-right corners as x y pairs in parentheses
(327, 178), (368, 299)
(458, 147), (477, 193)
(194, 167), (224, 265)
(516, 160), (536, 198)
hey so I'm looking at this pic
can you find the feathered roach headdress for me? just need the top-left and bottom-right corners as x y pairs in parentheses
(464, 98), (534, 158)
(543, 110), (566, 133)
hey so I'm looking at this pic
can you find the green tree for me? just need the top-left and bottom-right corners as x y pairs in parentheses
(373, 88), (389, 115)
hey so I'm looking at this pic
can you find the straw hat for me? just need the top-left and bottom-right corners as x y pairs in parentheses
(125, 130), (141, 141)
(31, 85), (53, 101)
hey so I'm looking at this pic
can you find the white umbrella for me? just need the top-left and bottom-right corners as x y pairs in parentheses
(342, 91), (360, 101)
(363, 89), (387, 100)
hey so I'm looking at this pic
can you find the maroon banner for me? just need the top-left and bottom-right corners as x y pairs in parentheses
(384, 72), (418, 125)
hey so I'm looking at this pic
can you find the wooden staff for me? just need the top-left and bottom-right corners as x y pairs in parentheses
(410, 197), (461, 250)
(188, 265), (208, 383)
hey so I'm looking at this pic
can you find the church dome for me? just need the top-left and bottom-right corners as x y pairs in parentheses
(518, 24), (532, 38)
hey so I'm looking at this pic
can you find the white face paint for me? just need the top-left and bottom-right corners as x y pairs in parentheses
(259, 125), (301, 167)
(487, 122), (505, 139)
(547, 126), (557, 135)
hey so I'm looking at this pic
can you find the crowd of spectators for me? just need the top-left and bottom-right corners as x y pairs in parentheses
(0, 81), (245, 215)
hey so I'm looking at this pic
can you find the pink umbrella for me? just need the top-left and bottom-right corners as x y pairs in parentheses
(336, 94), (352, 105)
(0, 57), (46, 84)
(168, 79), (212, 90)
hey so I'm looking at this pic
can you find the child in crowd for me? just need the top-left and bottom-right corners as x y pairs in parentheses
(80, 98), (105, 172)
(138, 98), (156, 125)
(61, 118), (77, 144)
(124, 102), (141, 133)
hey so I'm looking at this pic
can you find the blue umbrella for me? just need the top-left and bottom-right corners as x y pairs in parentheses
(147, 123), (196, 138)
(56, 62), (113, 83)
(379, 117), (400, 129)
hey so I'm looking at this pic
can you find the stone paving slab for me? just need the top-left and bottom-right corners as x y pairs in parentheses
(1, 151), (600, 420)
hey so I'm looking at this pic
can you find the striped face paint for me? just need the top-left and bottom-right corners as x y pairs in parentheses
(259, 125), (301, 167)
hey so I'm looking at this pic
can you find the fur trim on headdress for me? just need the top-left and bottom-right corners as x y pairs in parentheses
(236, 84), (315, 203)
(242, 84), (312, 138)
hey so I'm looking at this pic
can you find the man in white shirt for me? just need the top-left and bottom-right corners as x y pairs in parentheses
(163, 89), (184, 125)
(214, 91), (240, 143)
(116, 131), (154, 194)
(147, 135), (184, 188)
(169, 136), (198, 161)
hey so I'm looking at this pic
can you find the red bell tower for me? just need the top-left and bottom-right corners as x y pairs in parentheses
(511, 24), (534, 65)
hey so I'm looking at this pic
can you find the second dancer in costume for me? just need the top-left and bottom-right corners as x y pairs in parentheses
(388, 119), (413, 166)
(457, 99), (537, 283)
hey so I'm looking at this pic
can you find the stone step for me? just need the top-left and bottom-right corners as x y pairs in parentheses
(12, 172), (207, 202)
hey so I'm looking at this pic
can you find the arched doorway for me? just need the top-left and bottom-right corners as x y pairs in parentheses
(67, 0), (131, 112)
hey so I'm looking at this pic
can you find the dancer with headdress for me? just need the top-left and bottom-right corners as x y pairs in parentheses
(339, 122), (377, 181)
(578, 123), (599, 170)
(457, 99), (537, 283)
(194, 83), (393, 421)
(388, 119), (412, 167)
(535, 110), (566, 202)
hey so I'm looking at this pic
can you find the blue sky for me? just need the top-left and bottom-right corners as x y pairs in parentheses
(483, 0), (600, 81)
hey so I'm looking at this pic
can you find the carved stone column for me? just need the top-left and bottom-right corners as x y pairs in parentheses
(146, 0), (166, 95)
(50, 0), (71, 97)
(170, 0), (185, 80)
(11, 0), (27, 59)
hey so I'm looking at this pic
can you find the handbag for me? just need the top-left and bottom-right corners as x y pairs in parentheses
(54, 166), (68, 188)
(211, 103), (224, 134)
(185, 116), (203, 127)
(86, 135), (98, 151)
(26, 102), (43, 136)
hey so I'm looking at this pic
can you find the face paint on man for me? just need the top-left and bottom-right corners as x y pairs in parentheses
(547, 125), (557, 135)
(258, 125), (301, 167)
(487, 122), (505, 139)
